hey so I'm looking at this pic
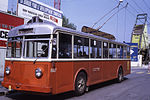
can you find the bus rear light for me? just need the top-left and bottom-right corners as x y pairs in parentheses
(35, 68), (43, 78)
(5, 66), (11, 75)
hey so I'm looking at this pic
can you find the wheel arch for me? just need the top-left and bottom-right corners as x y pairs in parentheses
(117, 65), (124, 76)
(73, 69), (88, 90)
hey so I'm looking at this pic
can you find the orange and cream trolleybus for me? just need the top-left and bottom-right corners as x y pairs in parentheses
(2, 17), (131, 95)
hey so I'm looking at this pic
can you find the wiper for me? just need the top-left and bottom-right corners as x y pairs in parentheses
(34, 46), (48, 64)
(33, 57), (38, 64)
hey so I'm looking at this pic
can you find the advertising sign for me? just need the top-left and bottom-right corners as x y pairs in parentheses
(17, 0), (63, 26)
(0, 0), (8, 12)
(0, 29), (8, 47)
(126, 43), (138, 62)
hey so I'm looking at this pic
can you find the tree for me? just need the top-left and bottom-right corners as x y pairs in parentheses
(62, 16), (77, 30)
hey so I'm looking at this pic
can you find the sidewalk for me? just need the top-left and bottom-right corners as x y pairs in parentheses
(131, 64), (149, 69)
(0, 73), (4, 83)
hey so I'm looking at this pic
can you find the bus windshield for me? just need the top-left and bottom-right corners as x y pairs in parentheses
(6, 36), (50, 58)
(24, 40), (49, 58)
(7, 41), (22, 58)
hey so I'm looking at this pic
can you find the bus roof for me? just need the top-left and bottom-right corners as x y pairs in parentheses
(8, 22), (128, 46)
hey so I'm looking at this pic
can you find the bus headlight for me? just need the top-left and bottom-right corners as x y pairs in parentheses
(5, 66), (11, 75)
(35, 68), (43, 78)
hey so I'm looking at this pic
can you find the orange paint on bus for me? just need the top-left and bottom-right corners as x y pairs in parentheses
(2, 60), (130, 94)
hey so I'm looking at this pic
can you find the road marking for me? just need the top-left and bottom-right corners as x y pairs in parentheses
(136, 72), (144, 74)
(131, 71), (135, 73)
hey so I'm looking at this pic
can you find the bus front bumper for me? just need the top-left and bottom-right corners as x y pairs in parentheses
(1, 81), (52, 94)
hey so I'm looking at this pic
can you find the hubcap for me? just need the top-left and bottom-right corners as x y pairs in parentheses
(119, 71), (123, 81)
(77, 78), (85, 92)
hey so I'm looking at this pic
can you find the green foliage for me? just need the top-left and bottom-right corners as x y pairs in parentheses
(62, 16), (77, 30)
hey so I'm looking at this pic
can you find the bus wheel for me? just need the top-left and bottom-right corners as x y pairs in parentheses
(117, 68), (123, 83)
(75, 72), (87, 96)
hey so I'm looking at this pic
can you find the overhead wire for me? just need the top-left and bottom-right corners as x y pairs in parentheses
(116, 6), (119, 41)
(130, 0), (150, 25)
(117, 0), (150, 26)
(96, 3), (128, 30)
(124, 0), (139, 13)
(114, 0), (136, 19)
(143, 0), (150, 11)
(92, 2), (121, 28)
(132, 0), (145, 12)
(124, 6), (127, 41)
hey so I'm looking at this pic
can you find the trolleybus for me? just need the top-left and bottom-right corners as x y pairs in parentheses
(2, 17), (130, 95)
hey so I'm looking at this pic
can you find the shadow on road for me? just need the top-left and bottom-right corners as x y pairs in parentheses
(5, 77), (128, 100)
(88, 77), (128, 92)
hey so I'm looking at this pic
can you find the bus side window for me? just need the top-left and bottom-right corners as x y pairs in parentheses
(127, 46), (130, 58)
(74, 36), (89, 58)
(113, 44), (117, 58)
(59, 33), (72, 58)
(117, 45), (121, 58)
(109, 43), (113, 58)
(90, 40), (101, 58)
(120, 46), (123, 58)
(52, 34), (57, 58)
(90, 40), (97, 58)
(103, 42), (108, 58)
(123, 46), (127, 58)
(97, 41), (102, 58)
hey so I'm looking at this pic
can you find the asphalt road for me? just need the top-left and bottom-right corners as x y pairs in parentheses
(0, 68), (150, 100)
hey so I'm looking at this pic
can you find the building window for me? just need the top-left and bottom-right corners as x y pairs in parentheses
(59, 33), (72, 58)
(74, 36), (89, 58)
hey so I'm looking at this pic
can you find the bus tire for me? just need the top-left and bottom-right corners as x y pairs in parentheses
(117, 67), (123, 83)
(75, 72), (87, 96)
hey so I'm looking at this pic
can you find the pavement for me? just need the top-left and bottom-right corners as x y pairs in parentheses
(0, 73), (3, 83)
(0, 73), (7, 96)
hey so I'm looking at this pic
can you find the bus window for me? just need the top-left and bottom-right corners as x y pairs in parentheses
(127, 46), (130, 58)
(52, 34), (57, 58)
(103, 42), (108, 58)
(97, 41), (102, 58)
(24, 40), (49, 58)
(59, 33), (72, 58)
(6, 41), (22, 58)
(109, 43), (113, 58)
(123, 46), (127, 58)
(90, 40), (97, 58)
(74, 36), (89, 58)
(120, 46), (123, 58)
(112, 44), (117, 58)
(117, 45), (120, 58)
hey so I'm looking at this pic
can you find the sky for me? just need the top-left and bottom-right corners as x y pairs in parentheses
(8, 0), (150, 43)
